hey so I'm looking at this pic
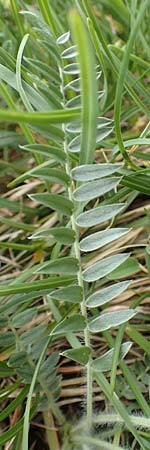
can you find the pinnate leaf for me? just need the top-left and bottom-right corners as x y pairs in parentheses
(62, 346), (91, 364)
(72, 163), (121, 181)
(92, 342), (132, 372)
(51, 314), (86, 335)
(89, 309), (137, 333)
(76, 203), (125, 227)
(80, 228), (129, 252)
(86, 280), (131, 308)
(29, 193), (73, 216)
(34, 257), (79, 275)
(83, 253), (130, 282)
(73, 177), (121, 202)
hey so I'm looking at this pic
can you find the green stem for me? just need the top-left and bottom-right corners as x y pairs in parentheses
(43, 410), (60, 450)
(59, 65), (93, 430)
(37, 0), (58, 37)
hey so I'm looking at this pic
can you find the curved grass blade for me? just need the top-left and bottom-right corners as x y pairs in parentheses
(122, 173), (150, 195)
(37, 0), (57, 36)
(114, 0), (149, 167)
(94, 372), (147, 450)
(0, 386), (28, 422)
(0, 107), (80, 124)
(69, 9), (98, 164)
(0, 277), (76, 297)
(22, 338), (51, 450)
(16, 34), (33, 112)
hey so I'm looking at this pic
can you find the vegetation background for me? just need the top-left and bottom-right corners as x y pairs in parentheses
(0, 1), (150, 449)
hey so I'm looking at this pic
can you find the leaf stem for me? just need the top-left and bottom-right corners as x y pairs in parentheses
(59, 64), (93, 431)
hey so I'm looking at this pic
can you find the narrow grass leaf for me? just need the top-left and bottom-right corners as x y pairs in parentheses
(22, 338), (51, 450)
(0, 107), (80, 124)
(37, 0), (58, 36)
(122, 174), (150, 195)
(97, 0), (130, 27)
(113, 138), (150, 154)
(126, 325), (150, 354)
(110, 324), (126, 395)
(0, 398), (38, 446)
(0, 277), (76, 296)
(83, 253), (130, 282)
(69, 9), (98, 164)
(120, 360), (150, 417)
(94, 372), (146, 449)
(16, 34), (33, 111)
(114, 0), (148, 166)
(0, 386), (28, 422)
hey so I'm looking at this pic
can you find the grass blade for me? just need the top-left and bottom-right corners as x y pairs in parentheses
(69, 8), (98, 164)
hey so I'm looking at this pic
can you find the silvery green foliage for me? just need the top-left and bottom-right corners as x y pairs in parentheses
(0, 7), (135, 448)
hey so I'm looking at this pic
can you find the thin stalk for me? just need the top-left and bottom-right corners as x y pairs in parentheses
(110, 323), (126, 396)
(93, 413), (150, 429)
(37, 0), (58, 37)
(74, 434), (126, 450)
(43, 410), (60, 450)
(59, 65), (93, 430)
(10, 0), (24, 39)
